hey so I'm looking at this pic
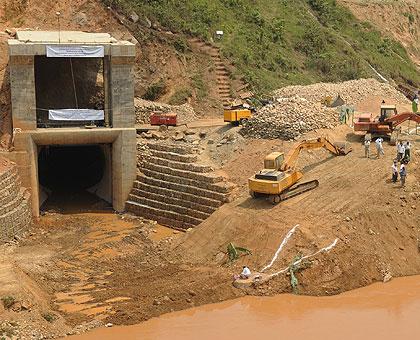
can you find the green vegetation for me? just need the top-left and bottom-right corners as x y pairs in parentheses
(42, 312), (56, 323)
(142, 80), (167, 101)
(169, 88), (192, 105)
(107, 0), (419, 94)
(192, 73), (208, 100)
(1, 296), (15, 309)
(288, 254), (312, 294)
(227, 242), (252, 262)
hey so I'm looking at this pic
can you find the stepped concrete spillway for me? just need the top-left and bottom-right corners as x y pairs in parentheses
(126, 142), (235, 230)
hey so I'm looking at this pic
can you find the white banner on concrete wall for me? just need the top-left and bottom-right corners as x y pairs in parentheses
(46, 45), (104, 58)
(49, 109), (104, 121)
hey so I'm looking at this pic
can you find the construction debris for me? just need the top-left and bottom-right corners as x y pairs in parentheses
(273, 78), (409, 106)
(135, 98), (197, 125)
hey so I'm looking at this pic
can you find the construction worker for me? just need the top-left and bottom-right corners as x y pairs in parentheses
(364, 138), (371, 158)
(391, 160), (398, 183)
(400, 163), (407, 187)
(404, 141), (411, 163)
(412, 94), (419, 113)
(375, 137), (384, 158)
(240, 266), (251, 279)
(396, 141), (405, 162)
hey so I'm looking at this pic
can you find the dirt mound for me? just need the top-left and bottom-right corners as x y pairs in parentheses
(273, 78), (410, 107)
(134, 98), (198, 125)
(241, 96), (339, 140)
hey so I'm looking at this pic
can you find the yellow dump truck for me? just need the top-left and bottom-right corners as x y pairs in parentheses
(224, 108), (252, 125)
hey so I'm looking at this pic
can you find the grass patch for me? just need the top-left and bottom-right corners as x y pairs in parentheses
(107, 0), (419, 94)
(192, 73), (208, 100)
(142, 80), (167, 101)
(169, 88), (192, 105)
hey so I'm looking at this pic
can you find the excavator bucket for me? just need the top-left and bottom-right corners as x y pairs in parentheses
(333, 141), (352, 155)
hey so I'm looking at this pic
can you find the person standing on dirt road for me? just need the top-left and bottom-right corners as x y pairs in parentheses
(396, 141), (405, 162)
(412, 94), (418, 113)
(404, 141), (411, 163)
(391, 160), (398, 183)
(400, 163), (407, 187)
(364, 139), (371, 158)
(375, 138), (384, 158)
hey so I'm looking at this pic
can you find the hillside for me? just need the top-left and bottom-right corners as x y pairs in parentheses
(340, 0), (420, 69)
(110, 0), (420, 94)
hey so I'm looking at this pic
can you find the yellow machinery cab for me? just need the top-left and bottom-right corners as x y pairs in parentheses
(248, 152), (302, 195)
(224, 109), (252, 124)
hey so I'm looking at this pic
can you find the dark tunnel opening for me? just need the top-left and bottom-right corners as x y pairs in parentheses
(38, 145), (111, 212)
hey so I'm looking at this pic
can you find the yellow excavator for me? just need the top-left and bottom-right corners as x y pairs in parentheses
(249, 137), (351, 204)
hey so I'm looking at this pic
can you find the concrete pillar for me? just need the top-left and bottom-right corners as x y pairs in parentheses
(9, 56), (37, 130)
(103, 56), (111, 128)
(110, 56), (135, 128)
(112, 128), (136, 211)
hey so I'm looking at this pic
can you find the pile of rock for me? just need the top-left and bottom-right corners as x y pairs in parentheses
(273, 78), (409, 106)
(241, 96), (339, 140)
(134, 98), (198, 125)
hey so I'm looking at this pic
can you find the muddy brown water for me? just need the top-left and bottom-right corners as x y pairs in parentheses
(69, 275), (420, 340)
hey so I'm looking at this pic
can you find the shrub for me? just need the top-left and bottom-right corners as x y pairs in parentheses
(1, 296), (15, 309)
(42, 312), (56, 323)
(142, 80), (167, 101)
(169, 88), (192, 105)
(173, 38), (189, 53)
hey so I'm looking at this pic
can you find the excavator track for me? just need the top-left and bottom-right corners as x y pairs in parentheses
(279, 180), (319, 201)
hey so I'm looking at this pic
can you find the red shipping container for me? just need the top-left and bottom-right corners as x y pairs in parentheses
(150, 113), (177, 126)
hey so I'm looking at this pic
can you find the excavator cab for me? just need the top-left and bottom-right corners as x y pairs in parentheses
(379, 105), (397, 122)
(263, 152), (284, 170)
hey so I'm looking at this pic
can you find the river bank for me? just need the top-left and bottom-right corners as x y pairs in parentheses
(69, 275), (420, 340)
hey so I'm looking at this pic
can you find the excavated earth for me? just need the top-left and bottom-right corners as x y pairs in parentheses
(0, 122), (419, 338)
(0, 0), (419, 338)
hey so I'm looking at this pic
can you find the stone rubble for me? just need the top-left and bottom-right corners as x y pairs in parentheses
(134, 98), (198, 125)
(241, 95), (339, 140)
(273, 78), (409, 106)
(241, 78), (410, 140)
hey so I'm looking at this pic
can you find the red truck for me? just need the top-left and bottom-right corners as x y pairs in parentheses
(150, 113), (177, 126)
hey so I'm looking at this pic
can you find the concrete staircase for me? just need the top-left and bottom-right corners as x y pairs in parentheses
(126, 142), (234, 230)
(0, 158), (32, 241)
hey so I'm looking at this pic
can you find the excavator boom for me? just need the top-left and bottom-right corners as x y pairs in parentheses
(281, 137), (349, 171)
(385, 112), (420, 126)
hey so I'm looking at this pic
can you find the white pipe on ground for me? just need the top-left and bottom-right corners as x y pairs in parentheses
(261, 224), (299, 272)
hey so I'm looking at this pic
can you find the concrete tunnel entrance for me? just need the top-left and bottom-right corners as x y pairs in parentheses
(38, 144), (113, 212)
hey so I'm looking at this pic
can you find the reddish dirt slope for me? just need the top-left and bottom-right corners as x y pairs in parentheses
(340, 0), (420, 68)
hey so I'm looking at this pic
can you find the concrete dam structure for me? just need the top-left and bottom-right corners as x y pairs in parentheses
(3, 31), (137, 216)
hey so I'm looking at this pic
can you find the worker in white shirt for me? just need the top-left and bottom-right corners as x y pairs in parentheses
(240, 266), (251, 279)
(396, 141), (405, 162)
(375, 138), (384, 158)
(400, 163), (407, 187)
(364, 139), (371, 158)
(391, 160), (398, 183)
